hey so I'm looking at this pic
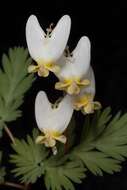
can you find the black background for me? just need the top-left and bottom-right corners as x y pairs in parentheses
(1, 1), (127, 189)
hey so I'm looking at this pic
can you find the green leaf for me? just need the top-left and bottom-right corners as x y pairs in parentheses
(10, 129), (48, 184)
(95, 112), (127, 161)
(0, 47), (35, 122)
(10, 108), (127, 188)
(44, 159), (86, 190)
(10, 129), (86, 189)
(71, 107), (127, 176)
(72, 150), (121, 176)
(80, 107), (112, 144)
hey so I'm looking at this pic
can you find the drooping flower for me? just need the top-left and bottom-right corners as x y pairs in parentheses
(26, 15), (71, 77)
(73, 67), (101, 114)
(55, 36), (91, 95)
(35, 91), (73, 154)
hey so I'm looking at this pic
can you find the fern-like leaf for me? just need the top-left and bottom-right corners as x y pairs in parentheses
(95, 111), (127, 161)
(0, 47), (35, 122)
(44, 158), (86, 190)
(10, 129), (86, 189)
(10, 129), (48, 184)
(71, 107), (127, 175)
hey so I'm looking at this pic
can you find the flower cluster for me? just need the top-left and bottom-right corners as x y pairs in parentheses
(26, 15), (101, 154)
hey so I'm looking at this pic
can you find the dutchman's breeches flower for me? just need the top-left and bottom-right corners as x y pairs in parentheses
(26, 15), (71, 77)
(55, 36), (91, 95)
(35, 91), (73, 155)
(73, 67), (101, 114)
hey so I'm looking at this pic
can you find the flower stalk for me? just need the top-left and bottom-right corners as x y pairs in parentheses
(3, 123), (16, 145)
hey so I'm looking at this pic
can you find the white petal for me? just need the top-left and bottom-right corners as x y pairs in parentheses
(26, 15), (71, 63)
(35, 91), (73, 133)
(80, 66), (95, 96)
(56, 56), (75, 79)
(72, 36), (91, 76)
(56, 36), (91, 79)
(35, 91), (52, 131)
(26, 15), (46, 61)
(47, 15), (71, 61)
(52, 95), (73, 132)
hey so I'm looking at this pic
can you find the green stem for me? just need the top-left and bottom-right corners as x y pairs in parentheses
(2, 181), (25, 189)
(3, 123), (16, 145)
(1, 181), (31, 190)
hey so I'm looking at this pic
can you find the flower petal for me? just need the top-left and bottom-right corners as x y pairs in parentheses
(56, 36), (91, 79)
(83, 103), (94, 114)
(38, 66), (49, 77)
(55, 135), (67, 144)
(26, 15), (46, 61)
(67, 83), (80, 95)
(26, 15), (71, 64)
(52, 95), (73, 132)
(52, 95), (73, 133)
(35, 135), (46, 144)
(28, 65), (39, 73)
(35, 91), (52, 132)
(72, 36), (91, 77)
(81, 66), (95, 96)
(48, 15), (71, 61)
(35, 91), (73, 133)
(94, 102), (102, 110)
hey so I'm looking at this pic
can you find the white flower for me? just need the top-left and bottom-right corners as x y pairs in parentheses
(55, 36), (91, 95)
(73, 67), (101, 114)
(35, 91), (73, 154)
(26, 15), (71, 77)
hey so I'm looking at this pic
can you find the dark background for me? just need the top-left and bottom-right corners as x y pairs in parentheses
(1, 1), (127, 189)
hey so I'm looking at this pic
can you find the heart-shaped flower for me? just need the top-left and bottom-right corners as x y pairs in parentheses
(73, 67), (101, 114)
(55, 36), (91, 95)
(35, 91), (73, 154)
(26, 15), (71, 77)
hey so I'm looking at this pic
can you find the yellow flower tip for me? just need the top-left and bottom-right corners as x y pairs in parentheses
(28, 65), (39, 73)
(38, 66), (49, 77)
(27, 63), (50, 77)
(35, 134), (56, 147)
(55, 78), (90, 95)
(55, 134), (67, 144)
(45, 62), (60, 74)
(50, 65), (60, 74)
(55, 81), (68, 91)
(83, 103), (94, 114)
(94, 101), (102, 110)
(35, 132), (67, 151)
(73, 93), (101, 114)
(35, 135), (45, 144)
(77, 79), (90, 86)
(35, 133), (66, 155)
(29, 60), (60, 77)
(67, 83), (80, 95)
(83, 101), (102, 114)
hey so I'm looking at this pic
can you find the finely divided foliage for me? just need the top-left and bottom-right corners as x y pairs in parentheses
(0, 47), (35, 122)
(10, 129), (86, 190)
(10, 108), (127, 190)
(10, 129), (48, 184)
(71, 108), (127, 175)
